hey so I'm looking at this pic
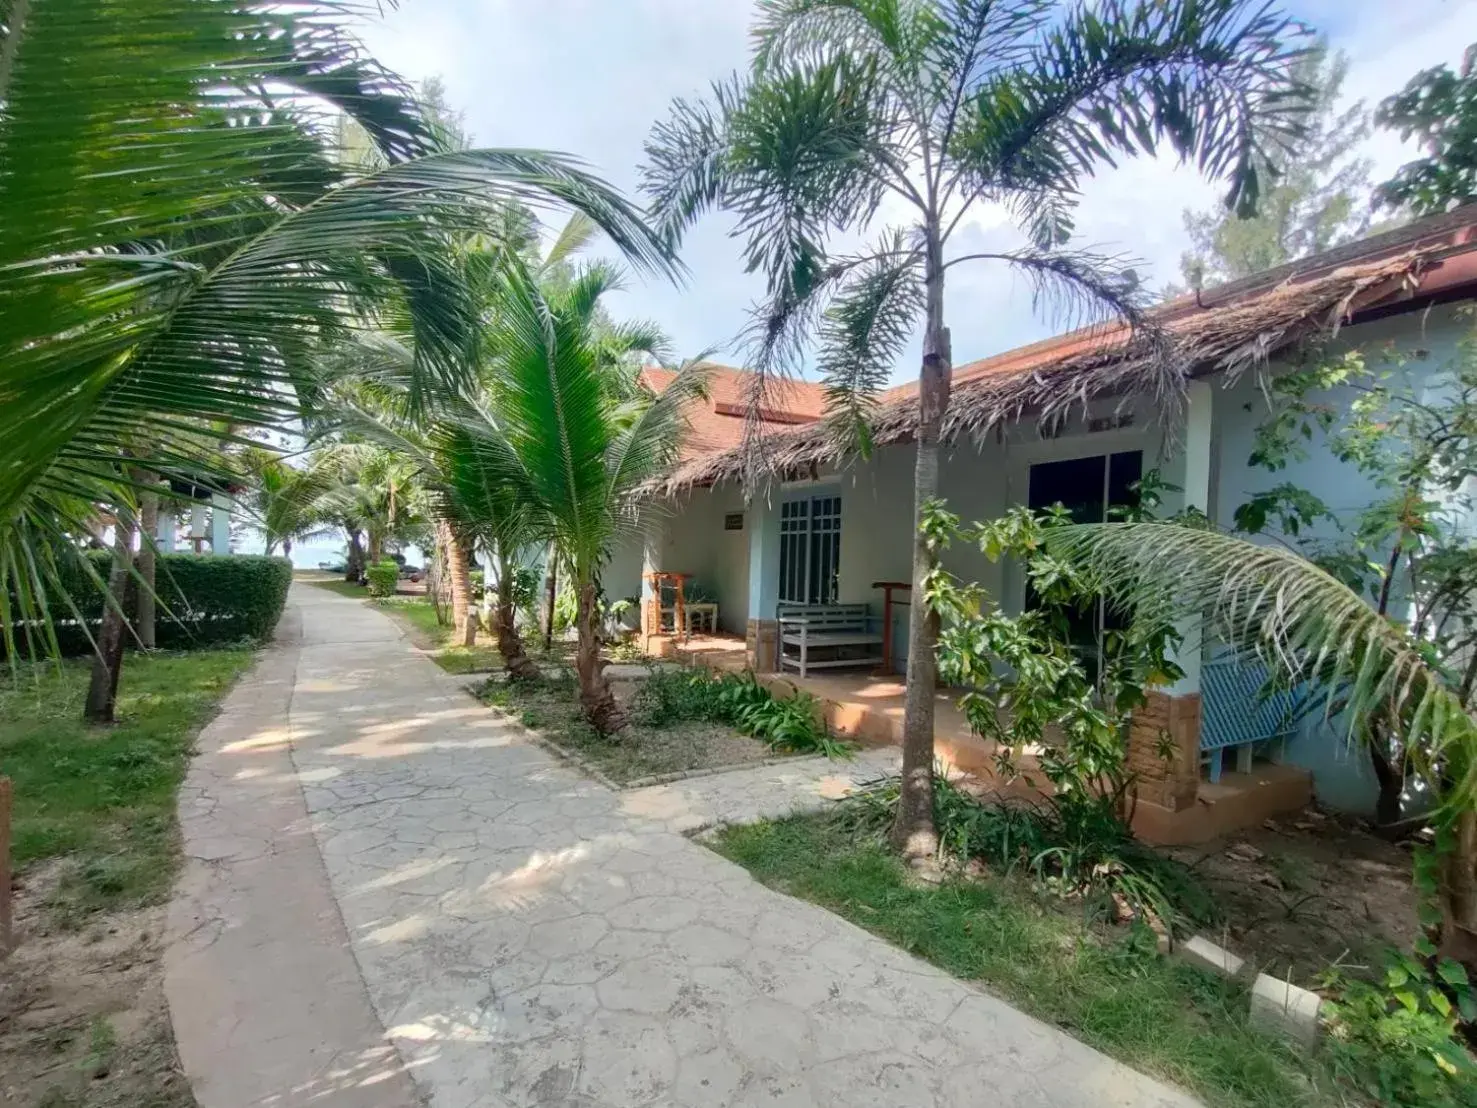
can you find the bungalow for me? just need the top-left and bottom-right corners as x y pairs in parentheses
(614, 206), (1477, 842)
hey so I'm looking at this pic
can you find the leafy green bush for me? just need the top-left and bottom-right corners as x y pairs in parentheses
(1321, 952), (1477, 1108)
(366, 559), (399, 599)
(729, 688), (852, 758)
(846, 773), (1213, 929)
(8, 551), (292, 656)
(631, 668), (727, 727)
(630, 668), (852, 758)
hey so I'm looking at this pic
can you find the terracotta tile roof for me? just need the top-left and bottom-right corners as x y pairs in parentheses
(640, 363), (827, 461)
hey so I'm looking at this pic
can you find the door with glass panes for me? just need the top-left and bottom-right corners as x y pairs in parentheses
(778, 494), (841, 606)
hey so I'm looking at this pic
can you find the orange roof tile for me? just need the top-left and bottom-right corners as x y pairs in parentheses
(641, 363), (827, 461)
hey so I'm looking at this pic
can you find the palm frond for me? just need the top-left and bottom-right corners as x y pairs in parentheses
(1045, 522), (1477, 808)
(953, 0), (1315, 217)
(817, 233), (924, 456)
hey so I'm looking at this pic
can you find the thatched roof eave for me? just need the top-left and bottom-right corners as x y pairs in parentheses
(651, 249), (1437, 499)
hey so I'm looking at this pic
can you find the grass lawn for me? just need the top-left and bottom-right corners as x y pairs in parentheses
(1, 647), (255, 923)
(714, 812), (1351, 1108)
(300, 575), (368, 600)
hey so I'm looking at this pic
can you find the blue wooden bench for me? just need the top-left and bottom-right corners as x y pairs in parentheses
(1200, 658), (1302, 782)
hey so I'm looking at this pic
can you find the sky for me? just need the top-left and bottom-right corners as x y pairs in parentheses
(355, 0), (1477, 387)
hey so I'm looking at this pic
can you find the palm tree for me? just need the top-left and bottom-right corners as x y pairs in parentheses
(642, 0), (1313, 856)
(1045, 521), (1477, 959)
(240, 450), (338, 559)
(0, 1), (675, 714)
(443, 259), (705, 731)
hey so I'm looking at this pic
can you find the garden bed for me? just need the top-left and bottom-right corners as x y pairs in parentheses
(0, 648), (256, 1108)
(479, 665), (851, 786)
(480, 672), (797, 785)
(1166, 808), (1416, 982)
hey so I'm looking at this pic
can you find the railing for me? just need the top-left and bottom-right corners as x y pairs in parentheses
(1199, 657), (1302, 782)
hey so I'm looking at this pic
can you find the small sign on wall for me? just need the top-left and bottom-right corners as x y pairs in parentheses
(723, 512), (744, 531)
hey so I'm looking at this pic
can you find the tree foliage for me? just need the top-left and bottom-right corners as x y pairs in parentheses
(1175, 44), (1375, 292)
(642, 0), (1314, 854)
(0, 0), (675, 702)
(1377, 44), (1477, 215)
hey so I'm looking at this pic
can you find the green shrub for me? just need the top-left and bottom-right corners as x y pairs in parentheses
(365, 559), (399, 599)
(846, 773), (1213, 929)
(630, 668), (851, 758)
(7, 551), (292, 656)
(1321, 953), (1477, 1108)
(632, 668), (729, 727)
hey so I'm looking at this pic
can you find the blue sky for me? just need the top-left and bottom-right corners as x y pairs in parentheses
(356, 0), (1477, 386)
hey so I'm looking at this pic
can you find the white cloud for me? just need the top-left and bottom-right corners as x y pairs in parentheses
(357, 0), (1477, 383)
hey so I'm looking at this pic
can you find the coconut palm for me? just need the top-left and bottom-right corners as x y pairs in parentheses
(441, 259), (705, 731)
(642, 0), (1313, 856)
(1045, 521), (1477, 957)
(240, 450), (339, 559)
(0, 1), (675, 714)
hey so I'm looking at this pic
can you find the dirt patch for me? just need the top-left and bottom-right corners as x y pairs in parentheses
(1166, 807), (1416, 981)
(0, 862), (191, 1108)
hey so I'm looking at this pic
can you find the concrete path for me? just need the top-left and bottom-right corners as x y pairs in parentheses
(167, 584), (1198, 1108)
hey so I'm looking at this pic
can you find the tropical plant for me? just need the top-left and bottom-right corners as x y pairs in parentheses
(240, 449), (338, 558)
(1321, 949), (1477, 1108)
(431, 259), (707, 732)
(1043, 521), (1477, 964)
(0, 0), (674, 719)
(1225, 332), (1477, 825)
(641, 0), (1314, 857)
(1377, 43), (1477, 215)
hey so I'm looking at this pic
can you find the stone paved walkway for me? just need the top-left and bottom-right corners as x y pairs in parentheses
(168, 585), (1199, 1107)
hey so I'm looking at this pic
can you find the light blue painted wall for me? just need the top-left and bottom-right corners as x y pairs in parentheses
(652, 485), (751, 635)
(1210, 303), (1472, 815)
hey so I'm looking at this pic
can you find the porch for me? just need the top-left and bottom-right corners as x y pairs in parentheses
(653, 631), (1312, 846)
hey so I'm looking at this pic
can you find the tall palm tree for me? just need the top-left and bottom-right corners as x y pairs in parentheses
(642, 0), (1313, 856)
(1045, 522), (1477, 958)
(443, 259), (705, 731)
(0, 1), (675, 711)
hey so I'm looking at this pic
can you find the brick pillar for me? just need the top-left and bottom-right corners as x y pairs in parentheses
(746, 619), (778, 673)
(1126, 691), (1202, 811)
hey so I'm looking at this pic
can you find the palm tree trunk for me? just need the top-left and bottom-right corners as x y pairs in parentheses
(543, 547), (557, 652)
(440, 519), (477, 647)
(136, 480), (158, 650)
(1442, 811), (1477, 965)
(84, 512), (137, 723)
(495, 547), (540, 682)
(576, 575), (623, 734)
(283, 537), (293, 559)
(891, 228), (950, 860)
(428, 530), (449, 627)
(345, 530), (365, 583)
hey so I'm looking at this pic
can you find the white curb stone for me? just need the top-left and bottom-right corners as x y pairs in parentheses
(1178, 935), (1245, 979)
(1250, 973), (1323, 1044)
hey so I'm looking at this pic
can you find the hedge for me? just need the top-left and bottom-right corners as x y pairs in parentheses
(7, 552), (293, 657)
